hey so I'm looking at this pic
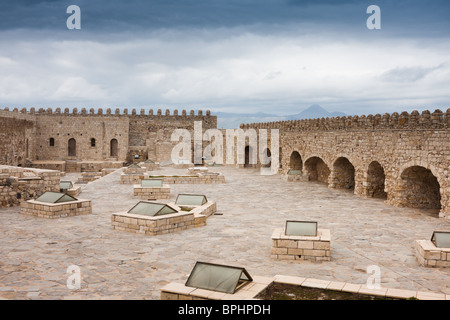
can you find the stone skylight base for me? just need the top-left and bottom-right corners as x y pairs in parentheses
(20, 199), (92, 219)
(271, 228), (331, 262)
(415, 240), (450, 267)
(133, 184), (170, 200)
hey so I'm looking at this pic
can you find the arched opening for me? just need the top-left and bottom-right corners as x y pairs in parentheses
(110, 138), (118, 157)
(304, 157), (330, 184)
(25, 139), (29, 159)
(244, 146), (254, 168)
(279, 147), (283, 169)
(68, 138), (76, 157)
(289, 151), (303, 172)
(262, 148), (271, 168)
(367, 161), (387, 199)
(398, 166), (441, 213)
(49, 137), (55, 147)
(91, 138), (96, 147)
(332, 157), (355, 190)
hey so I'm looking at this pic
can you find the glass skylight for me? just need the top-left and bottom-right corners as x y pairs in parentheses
(431, 231), (450, 248)
(185, 262), (252, 294)
(127, 164), (141, 169)
(59, 181), (73, 190)
(175, 194), (207, 206)
(141, 179), (163, 188)
(35, 192), (78, 204)
(285, 220), (318, 237)
(127, 201), (177, 217)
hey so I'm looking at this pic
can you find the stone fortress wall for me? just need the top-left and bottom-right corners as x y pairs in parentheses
(1, 106), (450, 219)
(0, 107), (217, 170)
(240, 109), (450, 220)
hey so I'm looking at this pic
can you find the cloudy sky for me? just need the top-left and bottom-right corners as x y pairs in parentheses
(0, 0), (449, 116)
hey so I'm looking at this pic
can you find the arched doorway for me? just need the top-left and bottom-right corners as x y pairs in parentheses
(244, 145), (255, 168)
(110, 139), (118, 157)
(289, 151), (303, 172)
(262, 148), (271, 168)
(367, 161), (387, 199)
(397, 166), (441, 213)
(304, 157), (330, 184)
(68, 138), (76, 157)
(332, 157), (355, 190)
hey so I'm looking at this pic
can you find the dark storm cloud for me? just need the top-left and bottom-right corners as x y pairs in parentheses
(0, 0), (449, 38)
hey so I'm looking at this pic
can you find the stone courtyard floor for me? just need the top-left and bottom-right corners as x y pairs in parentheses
(0, 166), (449, 300)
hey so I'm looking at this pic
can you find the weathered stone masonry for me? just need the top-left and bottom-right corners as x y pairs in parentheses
(0, 107), (217, 171)
(241, 109), (450, 220)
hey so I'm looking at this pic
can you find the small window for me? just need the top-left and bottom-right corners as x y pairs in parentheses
(176, 194), (208, 206)
(91, 138), (96, 147)
(127, 201), (177, 217)
(49, 138), (55, 147)
(185, 262), (252, 294)
(36, 192), (78, 204)
(285, 220), (318, 237)
(60, 181), (74, 192)
(141, 179), (163, 188)
(431, 231), (450, 248)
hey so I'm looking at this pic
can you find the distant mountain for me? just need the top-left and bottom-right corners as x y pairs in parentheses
(215, 105), (346, 129)
(285, 104), (347, 120)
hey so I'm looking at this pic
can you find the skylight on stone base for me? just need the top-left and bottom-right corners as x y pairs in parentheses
(20, 191), (92, 219)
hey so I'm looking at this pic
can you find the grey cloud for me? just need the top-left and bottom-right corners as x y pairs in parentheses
(381, 64), (445, 83)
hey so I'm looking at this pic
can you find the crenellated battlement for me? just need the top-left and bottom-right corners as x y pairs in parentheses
(241, 109), (450, 131)
(0, 107), (212, 117)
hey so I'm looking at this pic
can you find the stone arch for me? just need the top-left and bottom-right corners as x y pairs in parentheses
(331, 157), (355, 191)
(396, 165), (441, 214)
(110, 138), (118, 157)
(68, 138), (76, 157)
(366, 161), (387, 199)
(244, 145), (254, 168)
(279, 147), (283, 169)
(289, 151), (303, 172)
(304, 156), (330, 184)
(262, 148), (271, 168)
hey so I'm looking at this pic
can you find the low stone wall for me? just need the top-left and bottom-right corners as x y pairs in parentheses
(123, 167), (147, 174)
(161, 274), (448, 300)
(120, 173), (146, 184)
(414, 240), (450, 268)
(80, 161), (123, 172)
(29, 161), (66, 172)
(20, 199), (92, 219)
(133, 184), (171, 200)
(149, 174), (225, 184)
(139, 163), (160, 171)
(271, 228), (331, 262)
(160, 276), (273, 300)
(0, 166), (60, 208)
(77, 172), (102, 183)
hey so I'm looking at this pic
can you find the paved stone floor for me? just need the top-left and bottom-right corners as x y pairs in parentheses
(0, 166), (449, 300)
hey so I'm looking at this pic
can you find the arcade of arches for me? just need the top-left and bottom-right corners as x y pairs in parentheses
(246, 148), (445, 218)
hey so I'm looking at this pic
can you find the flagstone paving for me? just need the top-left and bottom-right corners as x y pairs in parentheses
(0, 166), (449, 300)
